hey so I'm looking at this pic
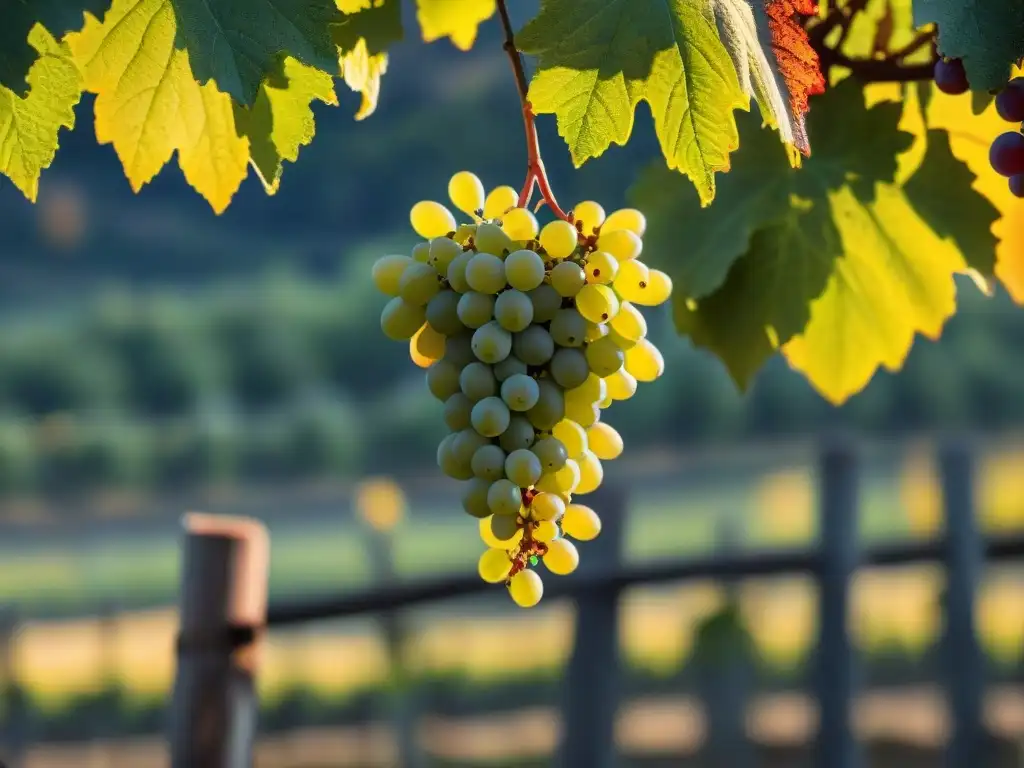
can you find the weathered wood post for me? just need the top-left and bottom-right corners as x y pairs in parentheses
(169, 514), (270, 768)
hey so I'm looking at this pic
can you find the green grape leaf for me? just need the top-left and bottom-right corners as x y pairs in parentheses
(415, 0), (496, 50)
(516, 0), (749, 206)
(0, 25), (82, 202)
(913, 0), (1024, 91)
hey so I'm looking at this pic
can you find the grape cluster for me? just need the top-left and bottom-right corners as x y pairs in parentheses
(372, 172), (670, 608)
(991, 77), (1024, 198)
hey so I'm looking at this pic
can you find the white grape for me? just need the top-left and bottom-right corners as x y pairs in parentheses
(460, 361), (498, 401)
(484, 185), (519, 219)
(471, 396), (511, 437)
(488, 478), (522, 516)
(372, 254), (412, 296)
(411, 201), (457, 239)
(448, 171), (485, 215)
(499, 415), (537, 452)
(381, 297), (427, 341)
(472, 321), (512, 364)
(501, 208), (540, 240)
(543, 538), (579, 575)
(504, 249), (546, 291)
(550, 261), (586, 297)
(585, 336), (625, 377)
(602, 208), (646, 237)
(461, 477), (493, 518)
(494, 355), (528, 382)
(446, 251), (473, 293)
(584, 251), (618, 284)
(587, 422), (623, 460)
(528, 285), (562, 323)
(549, 348), (590, 389)
(539, 220), (578, 259)
(505, 449), (543, 487)
(398, 261), (441, 306)
(532, 436), (568, 473)
(465, 253), (506, 294)
(472, 444), (507, 481)
(501, 373), (541, 411)
(474, 222), (514, 256)
(457, 291), (495, 329)
(576, 284), (619, 323)
(526, 380), (565, 430)
(509, 569), (543, 608)
(597, 228), (642, 261)
(429, 237), (462, 273)
(443, 393), (473, 431)
(478, 548), (512, 583)
(512, 325), (555, 366)
(562, 504), (601, 540)
(572, 200), (605, 232)
(425, 290), (462, 336)
(494, 289), (534, 332)
(549, 308), (588, 347)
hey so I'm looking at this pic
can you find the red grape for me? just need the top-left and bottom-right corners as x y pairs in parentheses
(996, 78), (1024, 123)
(934, 58), (970, 95)
(1011, 174), (1024, 199)
(990, 131), (1024, 177)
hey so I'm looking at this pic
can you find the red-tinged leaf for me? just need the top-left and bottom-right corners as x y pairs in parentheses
(764, 0), (826, 155)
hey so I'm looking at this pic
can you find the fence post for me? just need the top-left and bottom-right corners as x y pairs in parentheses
(169, 514), (270, 768)
(0, 607), (27, 768)
(558, 483), (627, 768)
(814, 439), (861, 768)
(939, 440), (986, 768)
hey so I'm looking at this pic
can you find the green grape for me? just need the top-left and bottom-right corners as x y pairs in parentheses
(499, 415), (536, 452)
(446, 251), (473, 293)
(437, 433), (473, 480)
(602, 207), (646, 237)
(454, 223), (478, 245)
(528, 284), (562, 323)
(399, 261), (442, 306)
(443, 332), (475, 367)
(465, 252), (507, 294)
(527, 380), (565, 430)
(494, 289), (534, 332)
(624, 338), (665, 382)
(429, 237), (463, 274)
(494, 355), (528, 382)
(572, 200), (606, 233)
(609, 301), (647, 342)
(532, 520), (560, 543)
(585, 336), (625, 377)
(488, 478), (523, 516)
(411, 200), (457, 239)
(543, 538), (579, 575)
(460, 361), (497, 401)
(550, 261), (586, 297)
(505, 448), (543, 487)
(457, 291), (495, 329)
(576, 283), (620, 323)
(551, 459), (581, 493)
(585, 322), (608, 342)
(509, 569), (543, 608)
(512, 325), (555, 366)
(475, 222), (515, 256)
(472, 444), (508, 481)
(413, 320), (445, 367)
(552, 419), (587, 458)
(381, 297), (427, 341)
(504, 249), (546, 291)
(471, 396), (511, 437)
(532, 436), (568, 473)
(501, 207), (540, 240)
(576, 450), (604, 494)
(587, 422), (623, 460)
(634, 268), (672, 306)
(584, 251), (619, 284)
(529, 492), (565, 522)
(490, 512), (521, 542)
(501, 373), (541, 411)
(539, 220), (578, 259)
(549, 348), (590, 389)
(472, 321), (513, 364)
(425, 290), (463, 336)
(568, 373), (606, 406)
(612, 259), (650, 303)
(372, 254), (413, 296)
(480, 515), (523, 548)
(597, 228), (642, 261)
(427, 359), (464, 401)
(412, 242), (432, 263)
(462, 477), (493, 518)
(452, 428), (491, 466)
(484, 185), (519, 219)
(449, 170), (485, 215)
(565, 399), (599, 428)
(562, 504), (601, 540)
(478, 548), (512, 583)
(549, 308), (588, 347)
(443, 393), (474, 431)
(605, 368), (637, 400)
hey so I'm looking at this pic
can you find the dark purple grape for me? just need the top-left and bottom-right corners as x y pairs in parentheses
(1011, 174), (1024, 199)
(996, 78), (1024, 123)
(990, 132), (1024, 177)
(934, 58), (970, 95)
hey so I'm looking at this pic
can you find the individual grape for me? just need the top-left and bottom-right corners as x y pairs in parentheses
(934, 57), (970, 96)
(465, 253), (507, 294)
(499, 415), (537, 452)
(572, 200), (606, 232)
(429, 237), (462, 273)
(460, 361), (497, 401)
(587, 422), (623, 460)
(608, 324), (637, 353)
(532, 436), (569, 473)
(532, 520), (560, 543)
(504, 249), (546, 291)
(484, 185), (519, 218)
(448, 171), (486, 215)
(509, 569), (544, 608)
(472, 396), (511, 437)
(438, 434), (473, 480)
(480, 515), (523, 548)
(1011, 174), (1024, 198)
(488, 478), (523, 516)
(584, 251), (619, 285)
(452, 428), (491, 467)
(562, 504), (601, 541)
(605, 368), (637, 400)
(569, 373), (606, 406)
(634, 269), (672, 306)
(528, 284), (562, 323)
(536, 459), (579, 495)
(472, 321), (513, 364)
(565, 399), (600, 428)
(576, 284), (620, 323)
(576, 450), (604, 494)
(624, 339), (665, 382)
(598, 391), (614, 410)
(472, 444), (508, 481)
(505, 448), (543, 487)
(381, 297), (427, 341)
(411, 200), (457, 239)
(372, 254), (412, 296)
(501, 208), (540, 240)
(412, 241), (432, 263)
(513, 325), (556, 365)
(550, 348), (591, 389)
(425, 290), (463, 336)
(609, 301), (647, 342)
(530, 492), (566, 522)
(494, 289), (534, 332)
(399, 261), (442, 306)
(411, 323), (445, 367)
(597, 229), (642, 261)
(446, 251), (473, 293)
(550, 308), (589, 347)
(478, 548), (512, 584)
(454, 223), (478, 245)
(585, 336), (625, 377)
(539, 220), (579, 259)
(550, 261), (587, 297)
(543, 538), (579, 576)
(613, 259), (651, 303)
(461, 477), (493, 518)
(490, 512), (521, 542)
(552, 419), (587, 458)
(527, 380), (565, 430)
(990, 131), (1024, 177)
(494, 355), (528, 381)
(443, 333), (475, 367)
(501, 373), (541, 411)
(457, 291), (495, 329)
(602, 208), (646, 237)
(996, 79), (1024, 123)
(585, 323), (608, 342)
(474, 222), (515, 256)
(443, 393), (473, 431)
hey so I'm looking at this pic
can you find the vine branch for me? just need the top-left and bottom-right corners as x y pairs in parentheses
(496, 0), (569, 221)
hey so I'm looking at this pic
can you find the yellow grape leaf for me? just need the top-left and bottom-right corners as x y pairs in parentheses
(416, 0), (496, 50)
(0, 25), (82, 202)
(67, 0), (249, 214)
(340, 38), (388, 120)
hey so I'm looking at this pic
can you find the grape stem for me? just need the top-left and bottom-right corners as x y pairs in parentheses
(496, 0), (571, 222)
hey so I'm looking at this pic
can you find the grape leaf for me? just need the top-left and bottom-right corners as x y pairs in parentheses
(913, 0), (1024, 91)
(516, 0), (748, 206)
(334, 0), (403, 120)
(0, 25), (82, 202)
(415, 0), (496, 50)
